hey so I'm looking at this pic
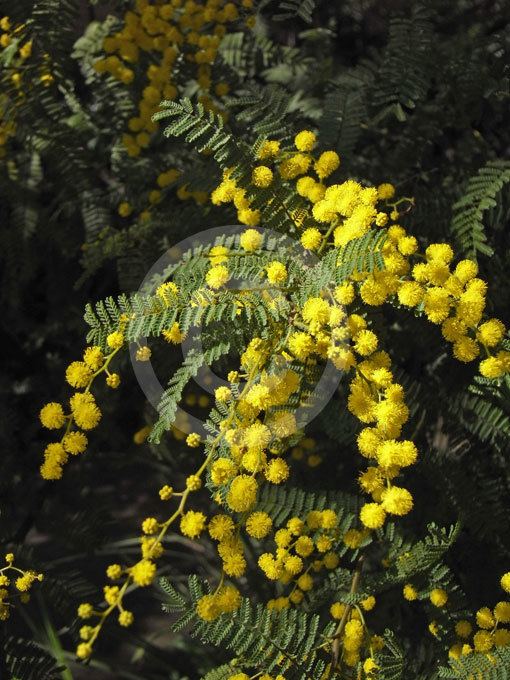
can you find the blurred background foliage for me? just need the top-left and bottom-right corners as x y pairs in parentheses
(0, 0), (509, 677)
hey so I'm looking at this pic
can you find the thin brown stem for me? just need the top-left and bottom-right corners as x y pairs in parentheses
(330, 557), (364, 671)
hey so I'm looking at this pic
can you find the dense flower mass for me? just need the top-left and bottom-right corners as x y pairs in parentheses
(35, 107), (510, 673)
(2, 0), (509, 676)
(93, 0), (253, 160)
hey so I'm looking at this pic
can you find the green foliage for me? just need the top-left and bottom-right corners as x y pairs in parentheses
(2, 635), (64, 680)
(155, 99), (235, 161)
(202, 664), (237, 680)
(257, 484), (359, 527)
(319, 73), (368, 160)
(372, 6), (433, 122)
(451, 160), (510, 259)
(375, 631), (406, 680)
(150, 342), (231, 443)
(335, 229), (387, 281)
(365, 523), (461, 594)
(439, 647), (510, 679)
(273, 0), (317, 25)
(227, 83), (298, 137)
(456, 390), (510, 450)
(2, 0), (510, 678)
(161, 575), (335, 679)
(155, 97), (309, 235)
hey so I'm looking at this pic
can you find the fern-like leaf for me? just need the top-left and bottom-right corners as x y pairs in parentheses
(439, 645), (510, 678)
(2, 636), (63, 680)
(273, 0), (316, 24)
(451, 159), (510, 259)
(149, 342), (231, 443)
(161, 575), (335, 678)
(372, 6), (433, 122)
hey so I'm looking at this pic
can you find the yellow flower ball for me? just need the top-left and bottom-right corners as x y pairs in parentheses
(361, 595), (376, 611)
(180, 511), (207, 539)
(65, 362), (93, 388)
(252, 165), (273, 188)
(227, 475), (258, 512)
(501, 572), (510, 593)
(476, 606), (495, 629)
(430, 588), (448, 607)
(294, 130), (316, 152)
(377, 183), (395, 200)
(245, 511), (272, 539)
(266, 261), (287, 285)
(403, 584), (418, 601)
(477, 318), (505, 347)
(118, 610), (134, 627)
(206, 265), (229, 289)
(130, 559), (157, 587)
(360, 503), (386, 529)
(314, 150), (340, 179)
(300, 227), (322, 251)
(473, 630), (493, 653)
(239, 228), (263, 252)
(40, 402), (66, 429)
(330, 602), (346, 619)
(455, 620), (472, 638)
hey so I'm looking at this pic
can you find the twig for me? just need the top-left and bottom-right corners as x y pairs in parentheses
(330, 556), (364, 671)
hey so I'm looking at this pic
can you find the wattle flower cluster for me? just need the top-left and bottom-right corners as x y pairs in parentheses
(39, 329), (125, 479)
(428, 572), (510, 661)
(93, 0), (253, 158)
(0, 552), (44, 621)
(208, 133), (510, 532)
(0, 15), (54, 159)
(37, 118), (510, 672)
(329, 600), (383, 672)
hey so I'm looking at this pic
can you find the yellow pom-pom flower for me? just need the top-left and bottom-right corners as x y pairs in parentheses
(473, 630), (493, 652)
(361, 595), (376, 611)
(66, 362), (93, 388)
(354, 330), (378, 356)
(494, 601), (510, 623)
(265, 458), (289, 484)
(360, 503), (386, 529)
(403, 583), (418, 601)
(455, 620), (472, 638)
(330, 601), (346, 619)
(477, 318), (505, 347)
(266, 261), (287, 284)
(245, 511), (272, 539)
(239, 228), (263, 252)
(300, 227), (322, 250)
(206, 265), (229, 289)
(430, 588), (448, 607)
(39, 402), (66, 429)
(476, 606), (495, 629)
(118, 610), (134, 627)
(62, 431), (87, 455)
(377, 183), (395, 200)
(180, 511), (207, 539)
(501, 572), (510, 593)
(208, 514), (235, 541)
(381, 486), (414, 516)
(130, 559), (156, 587)
(186, 474), (202, 491)
(314, 150), (340, 179)
(252, 165), (273, 188)
(107, 331), (124, 349)
(294, 130), (316, 151)
(118, 201), (132, 217)
(227, 475), (258, 512)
